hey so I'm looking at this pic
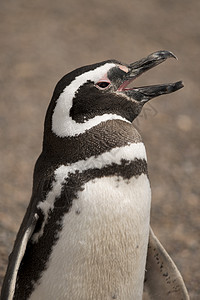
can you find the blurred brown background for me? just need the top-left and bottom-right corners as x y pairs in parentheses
(0, 0), (199, 298)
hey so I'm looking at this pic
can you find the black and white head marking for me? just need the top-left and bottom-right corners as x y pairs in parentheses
(52, 61), (129, 137)
(50, 51), (183, 138)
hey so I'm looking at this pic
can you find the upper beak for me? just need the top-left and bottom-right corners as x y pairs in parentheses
(118, 50), (184, 102)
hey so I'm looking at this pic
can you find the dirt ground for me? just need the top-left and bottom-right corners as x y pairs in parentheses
(0, 0), (199, 298)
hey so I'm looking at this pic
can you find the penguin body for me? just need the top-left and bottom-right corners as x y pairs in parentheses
(29, 142), (151, 300)
(1, 51), (189, 300)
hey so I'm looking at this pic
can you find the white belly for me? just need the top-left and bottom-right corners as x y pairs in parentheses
(30, 174), (151, 300)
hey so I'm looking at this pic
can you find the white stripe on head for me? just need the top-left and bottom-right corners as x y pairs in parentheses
(52, 63), (130, 137)
(33, 142), (147, 242)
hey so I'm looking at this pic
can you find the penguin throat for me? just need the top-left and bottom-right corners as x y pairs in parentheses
(52, 113), (130, 137)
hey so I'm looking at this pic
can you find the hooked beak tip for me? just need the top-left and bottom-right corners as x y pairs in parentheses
(151, 50), (178, 61)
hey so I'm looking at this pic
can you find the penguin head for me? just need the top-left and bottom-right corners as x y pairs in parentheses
(47, 51), (183, 138)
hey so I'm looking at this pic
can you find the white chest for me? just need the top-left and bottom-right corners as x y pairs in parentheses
(30, 173), (151, 300)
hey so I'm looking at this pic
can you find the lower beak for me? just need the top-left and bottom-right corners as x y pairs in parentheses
(118, 50), (184, 102)
(125, 81), (183, 102)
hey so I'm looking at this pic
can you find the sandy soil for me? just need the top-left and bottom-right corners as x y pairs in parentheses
(0, 0), (199, 298)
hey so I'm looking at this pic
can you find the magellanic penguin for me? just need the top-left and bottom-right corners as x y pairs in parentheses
(1, 51), (189, 300)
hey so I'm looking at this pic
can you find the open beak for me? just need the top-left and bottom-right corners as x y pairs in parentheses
(118, 50), (184, 102)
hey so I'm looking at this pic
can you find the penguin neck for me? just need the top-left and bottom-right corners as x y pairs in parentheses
(42, 120), (142, 165)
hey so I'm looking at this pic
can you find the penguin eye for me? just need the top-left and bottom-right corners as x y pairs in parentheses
(96, 81), (111, 89)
